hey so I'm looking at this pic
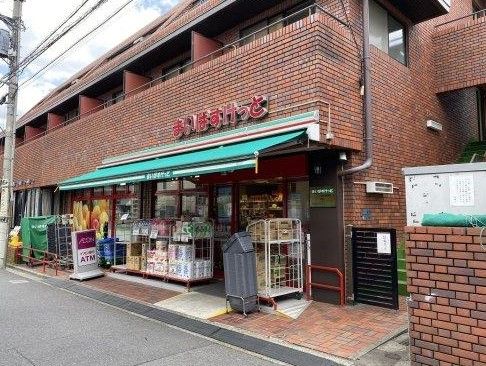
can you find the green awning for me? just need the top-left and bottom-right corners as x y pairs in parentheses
(59, 130), (306, 190)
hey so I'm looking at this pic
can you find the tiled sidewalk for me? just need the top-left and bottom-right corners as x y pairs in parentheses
(212, 298), (408, 360)
(15, 264), (408, 361)
(85, 276), (180, 304)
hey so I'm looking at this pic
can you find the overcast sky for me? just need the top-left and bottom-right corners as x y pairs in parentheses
(0, 0), (180, 127)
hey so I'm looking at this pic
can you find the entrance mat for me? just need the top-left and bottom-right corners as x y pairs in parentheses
(42, 277), (339, 366)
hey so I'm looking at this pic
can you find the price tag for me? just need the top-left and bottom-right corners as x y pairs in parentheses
(132, 226), (140, 236)
(150, 228), (158, 239)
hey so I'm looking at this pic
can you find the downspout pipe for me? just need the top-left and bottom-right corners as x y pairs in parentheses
(339, 0), (372, 176)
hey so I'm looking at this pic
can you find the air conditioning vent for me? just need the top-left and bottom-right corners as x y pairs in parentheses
(366, 181), (394, 194)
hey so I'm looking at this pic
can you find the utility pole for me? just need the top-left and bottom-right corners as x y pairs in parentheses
(0, 0), (23, 268)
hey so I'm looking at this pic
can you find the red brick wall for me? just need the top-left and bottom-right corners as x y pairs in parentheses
(2, 14), (360, 187)
(434, 17), (486, 93)
(342, 0), (479, 242)
(406, 226), (486, 366)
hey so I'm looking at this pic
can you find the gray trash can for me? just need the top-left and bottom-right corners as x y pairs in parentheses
(223, 232), (259, 315)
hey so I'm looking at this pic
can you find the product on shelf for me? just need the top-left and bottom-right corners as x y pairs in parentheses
(127, 256), (141, 270)
(128, 219), (213, 282)
(127, 242), (143, 257)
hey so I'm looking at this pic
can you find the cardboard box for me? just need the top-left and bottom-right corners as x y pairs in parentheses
(126, 256), (141, 270)
(127, 242), (143, 257)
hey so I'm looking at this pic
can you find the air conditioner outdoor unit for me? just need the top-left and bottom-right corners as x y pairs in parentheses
(366, 181), (394, 194)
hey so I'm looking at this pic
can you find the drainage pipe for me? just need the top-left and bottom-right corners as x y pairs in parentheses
(339, 0), (372, 176)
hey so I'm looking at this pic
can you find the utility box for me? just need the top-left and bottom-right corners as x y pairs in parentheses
(402, 162), (486, 226)
(223, 232), (258, 315)
(0, 29), (10, 59)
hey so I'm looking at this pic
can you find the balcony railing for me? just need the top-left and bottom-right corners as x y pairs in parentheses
(16, 4), (347, 146)
(435, 8), (486, 28)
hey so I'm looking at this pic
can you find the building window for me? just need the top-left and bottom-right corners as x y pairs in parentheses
(111, 90), (124, 105)
(64, 108), (79, 122)
(239, 1), (315, 46)
(369, 0), (406, 65)
(162, 58), (191, 81)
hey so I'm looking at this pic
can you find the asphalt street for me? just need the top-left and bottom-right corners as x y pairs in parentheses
(0, 269), (283, 366)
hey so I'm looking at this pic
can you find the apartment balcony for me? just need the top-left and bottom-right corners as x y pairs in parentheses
(9, 9), (362, 187)
(434, 10), (486, 93)
(389, 0), (451, 23)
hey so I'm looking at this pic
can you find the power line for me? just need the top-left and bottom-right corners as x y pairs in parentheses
(20, 0), (136, 88)
(19, 0), (90, 70)
(0, 0), (109, 87)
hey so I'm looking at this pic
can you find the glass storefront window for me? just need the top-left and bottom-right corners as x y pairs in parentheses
(182, 180), (196, 190)
(73, 200), (90, 231)
(156, 181), (179, 192)
(127, 183), (139, 194)
(115, 198), (139, 242)
(182, 193), (208, 220)
(239, 183), (284, 229)
(91, 199), (110, 239)
(93, 187), (104, 196)
(288, 181), (310, 231)
(155, 194), (178, 219)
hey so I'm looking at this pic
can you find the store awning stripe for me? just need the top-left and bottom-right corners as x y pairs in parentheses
(59, 130), (306, 190)
(102, 111), (319, 167)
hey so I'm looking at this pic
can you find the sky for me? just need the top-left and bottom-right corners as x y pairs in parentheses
(0, 0), (180, 127)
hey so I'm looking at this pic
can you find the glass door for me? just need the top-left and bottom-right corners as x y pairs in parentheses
(213, 185), (233, 271)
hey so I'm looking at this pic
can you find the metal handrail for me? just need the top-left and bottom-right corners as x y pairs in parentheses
(305, 264), (345, 306)
(16, 4), (346, 146)
(15, 246), (59, 276)
(436, 8), (486, 28)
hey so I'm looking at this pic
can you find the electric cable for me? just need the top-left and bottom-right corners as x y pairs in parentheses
(18, 0), (90, 71)
(0, 0), (109, 86)
(20, 0), (136, 88)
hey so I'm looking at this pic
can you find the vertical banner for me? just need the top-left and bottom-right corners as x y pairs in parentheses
(70, 229), (104, 281)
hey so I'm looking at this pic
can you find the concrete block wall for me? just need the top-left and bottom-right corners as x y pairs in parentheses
(405, 226), (486, 366)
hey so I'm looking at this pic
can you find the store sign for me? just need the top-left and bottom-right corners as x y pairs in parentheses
(310, 186), (336, 208)
(70, 229), (103, 281)
(172, 95), (268, 139)
(74, 230), (97, 266)
(146, 171), (173, 181)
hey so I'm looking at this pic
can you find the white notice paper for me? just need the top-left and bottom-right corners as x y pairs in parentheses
(150, 228), (158, 239)
(377, 232), (391, 254)
(449, 174), (474, 207)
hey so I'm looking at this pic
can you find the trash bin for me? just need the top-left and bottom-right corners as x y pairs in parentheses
(223, 231), (259, 315)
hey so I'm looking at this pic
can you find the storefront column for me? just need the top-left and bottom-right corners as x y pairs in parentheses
(308, 151), (344, 304)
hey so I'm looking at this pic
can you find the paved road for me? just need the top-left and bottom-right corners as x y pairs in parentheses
(0, 270), (283, 366)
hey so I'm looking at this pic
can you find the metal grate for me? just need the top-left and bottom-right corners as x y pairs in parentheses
(352, 228), (398, 309)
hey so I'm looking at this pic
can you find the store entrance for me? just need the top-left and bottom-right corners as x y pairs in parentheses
(213, 185), (233, 276)
(238, 183), (285, 229)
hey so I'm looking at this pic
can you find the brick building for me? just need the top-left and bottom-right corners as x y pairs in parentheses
(2, 0), (485, 304)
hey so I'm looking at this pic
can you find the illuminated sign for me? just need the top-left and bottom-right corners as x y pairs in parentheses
(172, 95), (268, 139)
